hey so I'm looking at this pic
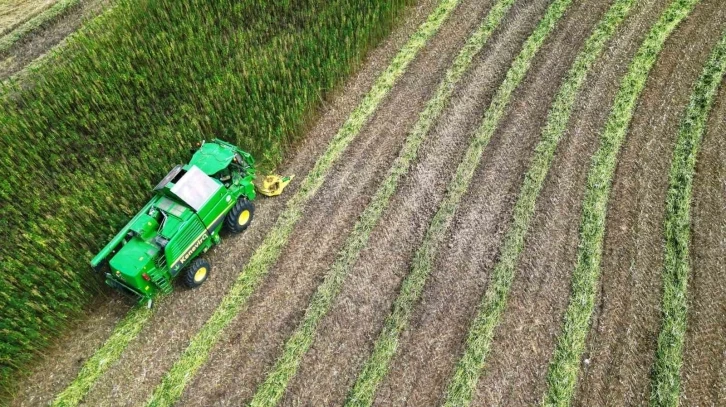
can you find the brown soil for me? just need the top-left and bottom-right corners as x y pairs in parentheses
(680, 51), (726, 406)
(0, 0), (109, 80)
(176, 0), (496, 405)
(0, 0), (57, 36)
(8, 0), (438, 405)
(370, 0), (615, 406)
(279, 1), (556, 406)
(470, 0), (669, 404)
(575, 2), (726, 405)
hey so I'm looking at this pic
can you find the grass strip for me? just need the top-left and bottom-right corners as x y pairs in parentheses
(141, 1), (462, 406)
(247, 1), (517, 406)
(343, 0), (575, 405)
(650, 28), (726, 407)
(542, 0), (702, 405)
(441, 0), (637, 405)
(52, 305), (153, 406)
(0, 0), (81, 55)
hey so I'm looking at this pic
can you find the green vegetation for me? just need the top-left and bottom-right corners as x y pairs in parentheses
(0, 0), (417, 395)
(143, 1), (463, 405)
(442, 0), (636, 405)
(52, 305), (153, 407)
(247, 1), (516, 406)
(0, 0), (81, 54)
(344, 0), (575, 405)
(542, 0), (702, 405)
(650, 28), (726, 407)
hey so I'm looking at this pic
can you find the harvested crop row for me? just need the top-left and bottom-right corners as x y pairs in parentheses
(142, 2), (464, 405)
(440, 0), (637, 405)
(246, 2), (516, 406)
(541, 0), (702, 404)
(342, 0), (575, 405)
(0, 0), (80, 54)
(650, 27), (726, 407)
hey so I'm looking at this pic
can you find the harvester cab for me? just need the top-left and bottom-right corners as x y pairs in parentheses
(90, 139), (259, 305)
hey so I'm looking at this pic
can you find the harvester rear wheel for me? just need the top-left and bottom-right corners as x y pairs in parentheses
(225, 198), (255, 234)
(183, 258), (210, 289)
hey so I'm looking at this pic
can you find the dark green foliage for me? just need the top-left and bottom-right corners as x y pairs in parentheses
(0, 0), (411, 394)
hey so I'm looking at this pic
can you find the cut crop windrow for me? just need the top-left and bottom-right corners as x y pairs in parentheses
(141, 1), (462, 406)
(52, 306), (154, 406)
(0, 0), (81, 55)
(650, 27), (726, 407)
(441, 0), (636, 405)
(343, 0), (575, 405)
(247, 1), (517, 406)
(542, 0), (702, 405)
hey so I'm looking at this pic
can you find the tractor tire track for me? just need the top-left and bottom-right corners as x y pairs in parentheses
(575, 2), (726, 405)
(173, 0), (493, 404)
(681, 60), (726, 407)
(279, 1), (555, 406)
(65, 1), (442, 405)
(371, 0), (613, 405)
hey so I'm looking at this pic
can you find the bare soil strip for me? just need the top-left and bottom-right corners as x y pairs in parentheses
(341, 1), (579, 405)
(0, 0), (108, 80)
(542, 0), (703, 404)
(245, 1), (516, 406)
(171, 1), (496, 406)
(9, 1), (439, 405)
(574, 2), (726, 406)
(430, 0), (637, 405)
(280, 1), (553, 405)
(680, 45), (726, 406)
(651, 19), (726, 407)
(0, 0), (79, 54)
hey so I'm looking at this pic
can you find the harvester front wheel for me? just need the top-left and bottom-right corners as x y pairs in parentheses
(225, 198), (255, 234)
(183, 258), (210, 289)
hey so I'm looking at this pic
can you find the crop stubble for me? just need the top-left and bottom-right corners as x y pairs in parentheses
(171, 0), (497, 405)
(575, 1), (726, 405)
(680, 46), (726, 406)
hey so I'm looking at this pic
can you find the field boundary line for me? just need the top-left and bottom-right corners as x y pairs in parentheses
(441, 0), (637, 405)
(650, 27), (726, 407)
(0, 0), (81, 55)
(246, 1), (517, 405)
(542, 0), (702, 405)
(343, 0), (575, 405)
(141, 1), (463, 405)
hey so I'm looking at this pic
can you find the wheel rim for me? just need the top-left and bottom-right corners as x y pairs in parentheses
(194, 267), (207, 282)
(238, 209), (250, 226)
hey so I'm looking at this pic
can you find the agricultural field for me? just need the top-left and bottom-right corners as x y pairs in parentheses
(2, 0), (726, 405)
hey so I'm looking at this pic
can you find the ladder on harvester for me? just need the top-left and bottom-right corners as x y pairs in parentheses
(149, 261), (173, 294)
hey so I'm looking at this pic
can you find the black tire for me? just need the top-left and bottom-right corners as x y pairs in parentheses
(225, 198), (255, 233)
(183, 258), (210, 289)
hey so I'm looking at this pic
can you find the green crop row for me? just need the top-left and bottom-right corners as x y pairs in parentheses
(343, 0), (575, 405)
(442, 0), (636, 405)
(650, 28), (726, 407)
(542, 0), (702, 405)
(0, 0), (413, 398)
(247, 1), (516, 405)
(143, 1), (462, 405)
(0, 0), (81, 54)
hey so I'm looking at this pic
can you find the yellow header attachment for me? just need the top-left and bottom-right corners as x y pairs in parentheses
(256, 175), (294, 197)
